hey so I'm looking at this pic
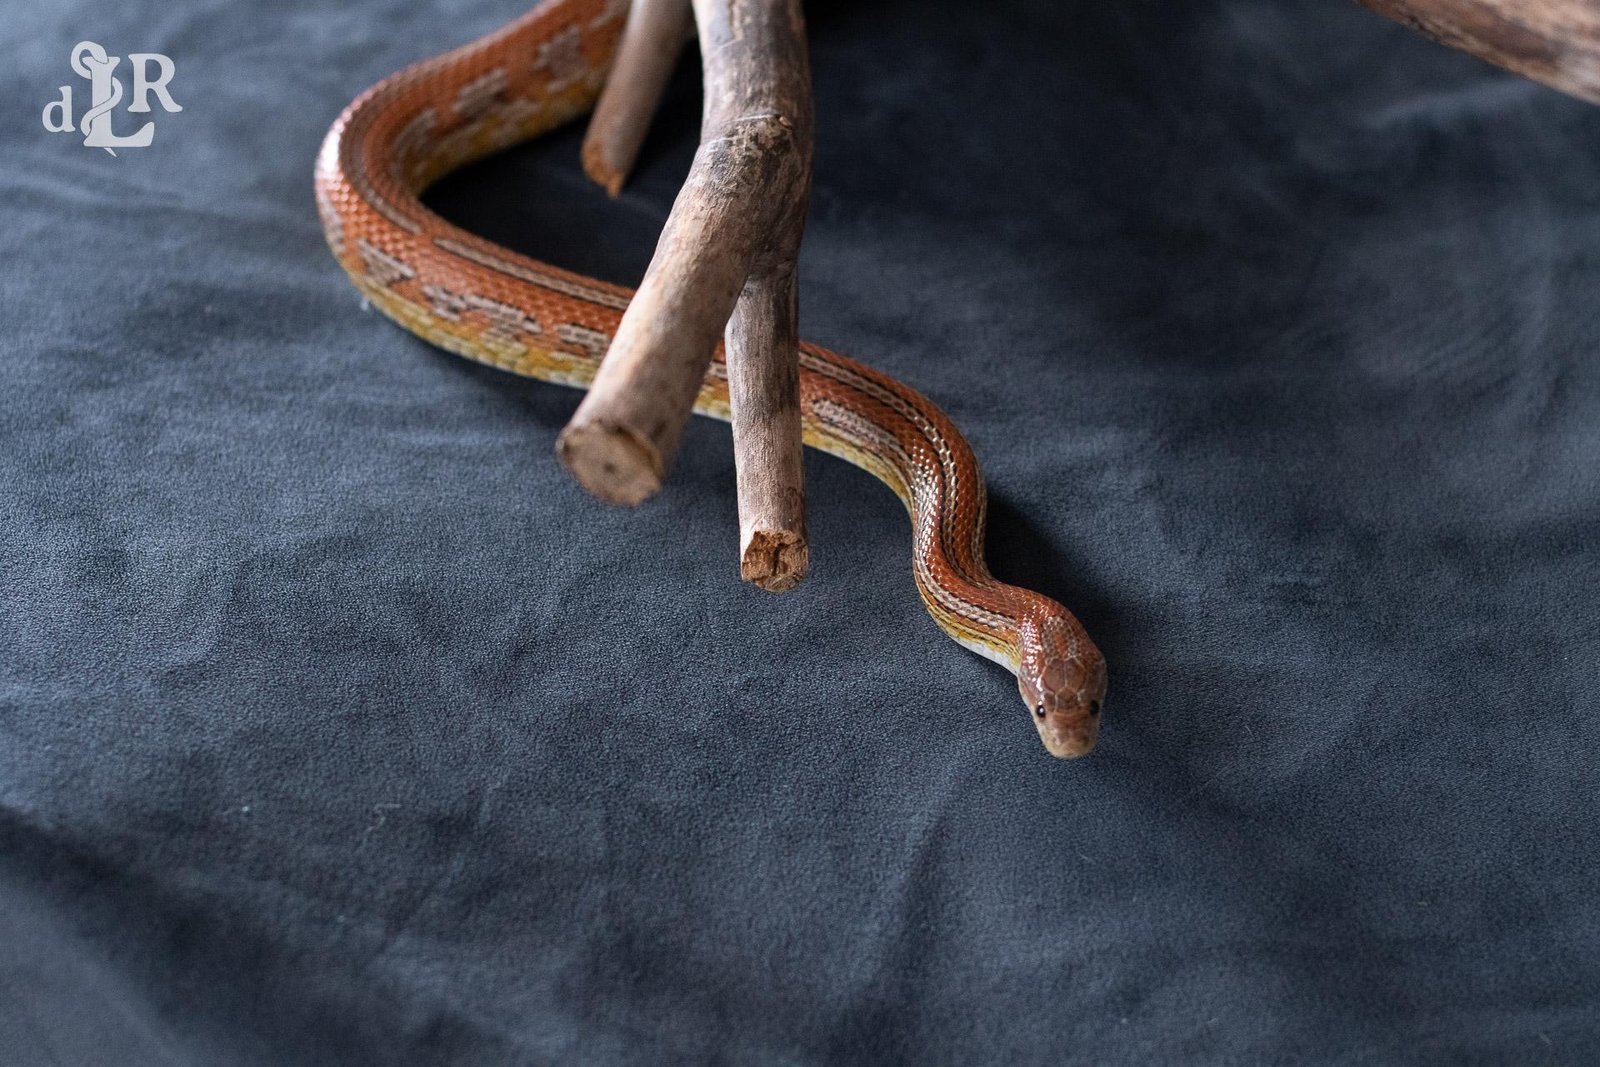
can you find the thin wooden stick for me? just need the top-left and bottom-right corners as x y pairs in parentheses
(582, 0), (694, 196)
(557, 0), (814, 592)
(1359, 0), (1600, 104)
(729, 263), (808, 589)
(715, 0), (812, 591)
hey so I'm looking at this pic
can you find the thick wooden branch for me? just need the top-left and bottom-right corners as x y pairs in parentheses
(558, 0), (813, 592)
(582, 0), (694, 196)
(1359, 0), (1600, 104)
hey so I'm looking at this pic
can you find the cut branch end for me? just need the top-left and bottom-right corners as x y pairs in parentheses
(556, 420), (664, 506)
(581, 139), (628, 198)
(741, 528), (809, 592)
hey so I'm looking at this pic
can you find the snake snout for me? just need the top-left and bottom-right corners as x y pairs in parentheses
(1037, 707), (1098, 759)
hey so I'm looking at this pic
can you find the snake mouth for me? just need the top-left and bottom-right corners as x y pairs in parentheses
(1041, 721), (1097, 759)
(1035, 709), (1098, 759)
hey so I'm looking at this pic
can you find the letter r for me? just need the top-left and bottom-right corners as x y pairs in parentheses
(127, 53), (180, 113)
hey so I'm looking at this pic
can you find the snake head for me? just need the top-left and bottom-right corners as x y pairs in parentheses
(1016, 610), (1107, 758)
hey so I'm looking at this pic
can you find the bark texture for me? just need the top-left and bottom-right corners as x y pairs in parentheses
(558, 0), (813, 592)
(582, 0), (695, 196)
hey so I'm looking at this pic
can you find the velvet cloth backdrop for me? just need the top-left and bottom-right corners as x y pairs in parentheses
(3, 0), (1598, 1062)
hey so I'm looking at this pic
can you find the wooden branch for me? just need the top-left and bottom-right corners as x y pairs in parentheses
(712, 0), (812, 591)
(729, 264), (808, 589)
(554, 126), (782, 505)
(582, 0), (694, 196)
(558, 0), (814, 593)
(1359, 0), (1600, 104)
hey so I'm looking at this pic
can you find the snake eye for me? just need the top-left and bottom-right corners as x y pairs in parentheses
(1034, 704), (1046, 718)
(1088, 700), (1102, 716)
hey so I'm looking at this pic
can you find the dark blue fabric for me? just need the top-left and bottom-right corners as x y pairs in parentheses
(3, 0), (1598, 1062)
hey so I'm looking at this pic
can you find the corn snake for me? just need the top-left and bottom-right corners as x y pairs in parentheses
(313, 0), (1107, 756)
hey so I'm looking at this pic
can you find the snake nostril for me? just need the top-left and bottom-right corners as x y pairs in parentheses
(1088, 700), (1102, 716)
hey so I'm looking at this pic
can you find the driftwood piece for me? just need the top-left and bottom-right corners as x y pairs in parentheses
(729, 264), (808, 589)
(714, 0), (812, 591)
(558, 0), (813, 592)
(1359, 0), (1600, 104)
(582, 0), (694, 196)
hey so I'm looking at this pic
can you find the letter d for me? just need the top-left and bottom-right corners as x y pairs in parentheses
(42, 86), (74, 133)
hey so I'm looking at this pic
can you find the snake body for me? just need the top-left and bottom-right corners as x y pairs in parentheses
(314, 0), (1107, 756)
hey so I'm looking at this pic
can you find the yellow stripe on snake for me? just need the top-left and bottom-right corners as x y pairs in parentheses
(313, 0), (1107, 756)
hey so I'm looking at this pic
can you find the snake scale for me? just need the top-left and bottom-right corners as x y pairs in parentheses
(313, 0), (1107, 756)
